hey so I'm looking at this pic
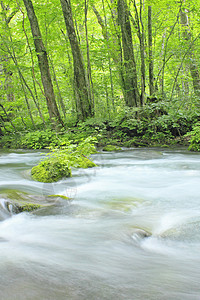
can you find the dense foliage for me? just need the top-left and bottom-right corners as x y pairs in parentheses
(0, 0), (200, 149)
(185, 123), (200, 151)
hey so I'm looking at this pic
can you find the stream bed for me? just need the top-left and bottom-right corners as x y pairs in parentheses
(0, 148), (200, 299)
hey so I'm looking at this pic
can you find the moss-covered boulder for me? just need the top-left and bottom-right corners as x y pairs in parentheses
(31, 158), (71, 183)
(73, 156), (97, 168)
(102, 145), (122, 152)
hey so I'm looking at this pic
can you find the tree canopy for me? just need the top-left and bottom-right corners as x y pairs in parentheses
(0, 0), (200, 138)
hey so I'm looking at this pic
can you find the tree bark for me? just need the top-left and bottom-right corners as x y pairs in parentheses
(60, 0), (93, 121)
(133, 0), (145, 106)
(85, 0), (95, 114)
(148, 6), (154, 97)
(117, 0), (140, 107)
(22, 0), (64, 128)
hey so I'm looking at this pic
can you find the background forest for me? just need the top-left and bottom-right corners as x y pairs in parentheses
(0, 0), (200, 150)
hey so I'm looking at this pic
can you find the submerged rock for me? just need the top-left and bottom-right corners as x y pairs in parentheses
(0, 189), (67, 214)
(104, 197), (143, 212)
(132, 228), (151, 238)
(102, 145), (122, 152)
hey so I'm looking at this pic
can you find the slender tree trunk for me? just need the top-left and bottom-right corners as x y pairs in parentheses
(60, 0), (93, 121)
(84, 0), (95, 114)
(19, 4), (46, 126)
(180, 8), (200, 97)
(0, 2), (17, 103)
(102, 0), (115, 112)
(161, 5), (181, 97)
(22, 0), (64, 128)
(170, 33), (200, 100)
(148, 6), (154, 97)
(0, 104), (17, 131)
(92, 2), (116, 112)
(95, 1), (126, 102)
(133, 0), (145, 106)
(0, 124), (3, 136)
(117, 0), (140, 107)
(49, 54), (67, 119)
(0, 29), (36, 129)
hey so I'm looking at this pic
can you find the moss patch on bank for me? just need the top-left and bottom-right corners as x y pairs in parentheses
(102, 145), (122, 151)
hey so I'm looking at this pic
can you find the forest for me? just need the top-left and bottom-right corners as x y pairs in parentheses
(1, 2), (200, 297)
(0, 0), (200, 150)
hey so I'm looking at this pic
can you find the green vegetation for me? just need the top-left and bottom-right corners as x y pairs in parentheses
(16, 203), (42, 213)
(185, 123), (200, 151)
(31, 137), (97, 182)
(0, 0), (200, 152)
(31, 158), (72, 183)
(103, 145), (122, 151)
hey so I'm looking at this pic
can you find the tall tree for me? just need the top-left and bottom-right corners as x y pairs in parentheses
(180, 6), (200, 97)
(60, 0), (93, 121)
(148, 5), (154, 97)
(22, 0), (64, 127)
(117, 0), (140, 107)
(0, 2), (17, 102)
(133, 0), (145, 106)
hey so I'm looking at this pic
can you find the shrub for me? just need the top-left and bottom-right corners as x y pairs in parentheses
(185, 122), (200, 151)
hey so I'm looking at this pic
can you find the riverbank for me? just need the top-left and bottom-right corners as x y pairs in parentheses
(0, 122), (191, 150)
(1, 102), (200, 151)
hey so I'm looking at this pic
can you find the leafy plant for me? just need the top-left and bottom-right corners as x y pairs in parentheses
(185, 122), (200, 151)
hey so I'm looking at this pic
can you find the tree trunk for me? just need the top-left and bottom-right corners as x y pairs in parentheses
(0, 104), (16, 132)
(0, 2), (16, 103)
(60, 0), (93, 121)
(133, 0), (145, 106)
(22, 0), (64, 128)
(148, 6), (154, 97)
(85, 0), (95, 114)
(180, 8), (200, 97)
(117, 0), (140, 107)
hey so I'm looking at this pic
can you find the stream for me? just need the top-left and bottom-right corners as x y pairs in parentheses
(0, 148), (200, 299)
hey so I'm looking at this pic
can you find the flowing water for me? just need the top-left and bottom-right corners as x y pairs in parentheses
(0, 148), (200, 299)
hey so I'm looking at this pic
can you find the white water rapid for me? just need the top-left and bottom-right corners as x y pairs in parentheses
(0, 148), (200, 299)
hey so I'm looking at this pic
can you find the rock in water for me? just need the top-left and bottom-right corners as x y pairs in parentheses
(132, 228), (151, 240)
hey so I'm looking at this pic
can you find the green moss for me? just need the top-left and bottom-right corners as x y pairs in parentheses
(0, 189), (28, 201)
(48, 194), (70, 200)
(75, 157), (97, 168)
(103, 145), (122, 152)
(31, 158), (72, 183)
(16, 203), (42, 213)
